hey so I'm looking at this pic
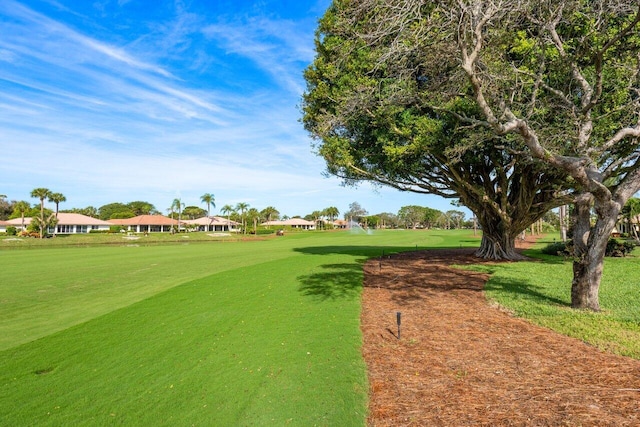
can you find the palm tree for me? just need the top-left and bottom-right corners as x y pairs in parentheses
(13, 200), (30, 231)
(246, 208), (260, 234)
(220, 204), (235, 232)
(310, 210), (324, 229)
(324, 206), (340, 229)
(166, 207), (175, 233)
(84, 206), (98, 218)
(325, 206), (339, 221)
(48, 192), (66, 218)
(235, 202), (249, 234)
(260, 206), (279, 228)
(200, 193), (216, 217)
(623, 197), (640, 241)
(171, 198), (184, 232)
(30, 187), (52, 238)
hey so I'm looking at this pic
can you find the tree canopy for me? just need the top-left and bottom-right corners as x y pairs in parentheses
(183, 206), (207, 219)
(304, 0), (640, 309)
(200, 193), (215, 216)
(98, 201), (156, 220)
(0, 196), (12, 220)
(302, 0), (573, 259)
(343, 202), (368, 223)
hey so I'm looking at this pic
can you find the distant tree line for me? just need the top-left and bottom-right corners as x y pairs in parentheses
(5, 192), (635, 241)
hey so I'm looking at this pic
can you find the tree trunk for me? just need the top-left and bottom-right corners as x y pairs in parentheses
(571, 235), (607, 311)
(473, 213), (525, 260)
(570, 194), (618, 311)
(475, 232), (524, 260)
(559, 205), (568, 242)
(39, 199), (45, 239)
(468, 204), (533, 260)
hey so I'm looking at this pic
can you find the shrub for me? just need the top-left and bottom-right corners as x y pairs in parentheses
(542, 238), (636, 258)
(541, 241), (572, 257)
(254, 229), (275, 235)
(6, 226), (17, 236)
(605, 239), (636, 257)
(18, 230), (40, 238)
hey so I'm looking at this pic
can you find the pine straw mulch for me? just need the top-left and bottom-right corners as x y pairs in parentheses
(361, 240), (640, 426)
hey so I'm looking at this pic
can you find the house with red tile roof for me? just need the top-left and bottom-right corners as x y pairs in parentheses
(1, 213), (111, 234)
(5, 217), (32, 231)
(261, 218), (316, 230)
(51, 213), (113, 234)
(182, 216), (239, 232)
(331, 219), (348, 229)
(108, 214), (178, 233)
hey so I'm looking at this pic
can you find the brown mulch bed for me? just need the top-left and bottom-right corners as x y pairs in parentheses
(361, 239), (640, 426)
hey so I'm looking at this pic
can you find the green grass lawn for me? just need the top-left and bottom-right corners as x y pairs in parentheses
(0, 229), (476, 426)
(0, 229), (246, 248)
(2, 230), (638, 425)
(482, 236), (640, 358)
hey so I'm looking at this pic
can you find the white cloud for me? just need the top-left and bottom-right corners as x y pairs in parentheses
(201, 14), (317, 95)
(0, 1), (466, 218)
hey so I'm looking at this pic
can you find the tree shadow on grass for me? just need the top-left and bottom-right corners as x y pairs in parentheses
(293, 245), (477, 258)
(294, 245), (411, 258)
(294, 245), (569, 307)
(517, 251), (569, 265)
(294, 245), (477, 302)
(485, 275), (570, 307)
(297, 263), (365, 302)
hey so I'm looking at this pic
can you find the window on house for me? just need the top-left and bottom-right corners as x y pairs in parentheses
(57, 225), (73, 233)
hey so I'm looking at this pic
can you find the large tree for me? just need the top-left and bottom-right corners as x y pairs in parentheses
(183, 206), (207, 220)
(438, 0), (639, 310)
(61, 206), (99, 217)
(97, 202), (155, 220)
(343, 202), (368, 224)
(307, 0), (640, 310)
(0, 195), (12, 220)
(127, 201), (156, 216)
(423, 207), (441, 230)
(302, 0), (572, 260)
(98, 203), (133, 220)
(398, 205), (428, 229)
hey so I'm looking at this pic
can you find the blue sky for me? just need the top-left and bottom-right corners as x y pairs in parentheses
(0, 0), (466, 218)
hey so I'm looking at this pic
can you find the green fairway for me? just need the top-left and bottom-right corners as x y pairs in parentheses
(3, 230), (639, 425)
(0, 229), (477, 426)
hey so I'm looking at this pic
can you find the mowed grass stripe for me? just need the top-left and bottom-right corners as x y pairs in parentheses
(0, 230), (477, 426)
(0, 230), (465, 351)
(0, 252), (368, 426)
(0, 239), (304, 350)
